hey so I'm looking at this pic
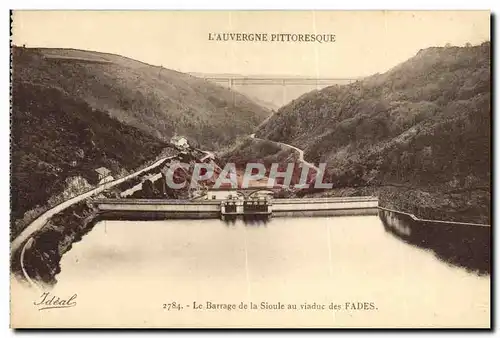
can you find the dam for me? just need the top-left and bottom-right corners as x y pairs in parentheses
(91, 195), (380, 220)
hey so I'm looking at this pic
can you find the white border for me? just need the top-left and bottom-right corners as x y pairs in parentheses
(3, 0), (498, 10)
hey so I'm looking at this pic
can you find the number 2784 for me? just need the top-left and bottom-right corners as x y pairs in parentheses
(163, 302), (183, 311)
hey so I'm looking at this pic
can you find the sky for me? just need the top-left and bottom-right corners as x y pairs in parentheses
(12, 10), (490, 78)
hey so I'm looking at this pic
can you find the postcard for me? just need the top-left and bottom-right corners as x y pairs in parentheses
(10, 10), (491, 328)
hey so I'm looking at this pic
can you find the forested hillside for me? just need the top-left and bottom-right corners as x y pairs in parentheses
(12, 47), (270, 149)
(256, 42), (491, 223)
(11, 82), (168, 229)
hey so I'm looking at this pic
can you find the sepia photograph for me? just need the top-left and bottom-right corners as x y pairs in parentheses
(9, 10), (491, 328)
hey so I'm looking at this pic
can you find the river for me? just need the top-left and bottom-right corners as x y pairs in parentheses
(13, 216), (490, 328)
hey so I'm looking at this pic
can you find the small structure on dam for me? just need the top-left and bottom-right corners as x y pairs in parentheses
(192, 188), (276, 220)
(220, 196), (272, 220)
(193, 188), (275, 201)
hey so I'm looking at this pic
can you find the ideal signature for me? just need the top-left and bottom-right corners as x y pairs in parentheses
(33, 292), (77, 311)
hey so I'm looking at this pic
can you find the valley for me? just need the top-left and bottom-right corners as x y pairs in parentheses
(229, 43), (491, 224)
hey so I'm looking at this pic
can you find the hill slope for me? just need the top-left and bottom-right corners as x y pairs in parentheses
(12, 47), (270, 149)
(256, 42), (491, 223)
(11, 80), (171, 233)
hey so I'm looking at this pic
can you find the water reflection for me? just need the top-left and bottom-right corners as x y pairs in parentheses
(379, 210), (490, 275)
(223, 215), (270, 227)
(242, 216), (269, 227)
(223, 216), (237, 227)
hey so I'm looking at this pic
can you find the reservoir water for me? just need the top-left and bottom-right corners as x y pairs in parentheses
(17, 216), (490, 327)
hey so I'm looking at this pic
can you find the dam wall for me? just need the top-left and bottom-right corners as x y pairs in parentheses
(272, 197), (378, 217)
(378, 206), (490, 274)
(94, 199), (221, 220)
(92, 197), (379, 219)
